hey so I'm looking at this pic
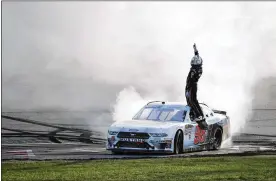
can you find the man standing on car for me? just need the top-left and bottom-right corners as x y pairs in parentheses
(185, 43), (208, 129)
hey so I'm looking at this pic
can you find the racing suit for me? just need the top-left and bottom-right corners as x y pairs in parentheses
(185, 47), (204, 121)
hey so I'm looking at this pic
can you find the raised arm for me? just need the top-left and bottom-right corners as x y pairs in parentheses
(193, 43), (199, 56)
(191, 43), (202, 66)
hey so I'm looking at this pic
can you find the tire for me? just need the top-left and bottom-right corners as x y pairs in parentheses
(207, 127), (222, 151)
(174, 130), (183, 154)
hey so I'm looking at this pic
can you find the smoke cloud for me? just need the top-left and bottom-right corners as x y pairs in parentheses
(2, 2), (276, 134)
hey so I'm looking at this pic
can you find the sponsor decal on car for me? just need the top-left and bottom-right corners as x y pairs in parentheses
(149, 139), (172, 144)
(185, 124), (193, 129)
(120, 138), (145, 142)
(185, 124), (193, 136)
(194, 125), (206, 144)
(184, 146), (203, 152)
(130, 133), (137, 137)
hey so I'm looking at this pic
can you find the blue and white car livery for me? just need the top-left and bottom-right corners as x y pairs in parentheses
(107, 101), (230, 154)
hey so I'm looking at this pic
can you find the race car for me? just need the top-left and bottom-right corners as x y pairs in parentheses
(106, 101), (230, 154)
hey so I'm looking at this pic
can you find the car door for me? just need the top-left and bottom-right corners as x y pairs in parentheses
(184, 108), (209, 148)
(183, 110), (198, 148)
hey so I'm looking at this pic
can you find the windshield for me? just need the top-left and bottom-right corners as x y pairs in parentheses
(133, 106), (187, 122)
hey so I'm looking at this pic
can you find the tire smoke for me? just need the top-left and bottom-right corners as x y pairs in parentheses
(3, 2), (276, 135)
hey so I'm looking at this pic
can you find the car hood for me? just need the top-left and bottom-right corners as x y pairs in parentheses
(111, 120), (180, 129)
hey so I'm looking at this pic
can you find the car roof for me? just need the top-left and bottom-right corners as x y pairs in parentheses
(145, 101), (210, 110)
(146, 101), (186, 106)
(145, 102), (188, 110)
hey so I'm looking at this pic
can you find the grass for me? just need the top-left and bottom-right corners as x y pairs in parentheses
(2, 156), (276, 181)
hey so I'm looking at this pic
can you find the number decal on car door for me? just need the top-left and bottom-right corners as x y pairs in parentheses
(194, 125), (206, 144)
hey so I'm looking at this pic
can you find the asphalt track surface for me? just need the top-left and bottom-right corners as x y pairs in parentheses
(2, 134), (276, 161)
(2, 110), (276, 161)
(2, 140), (276, 161)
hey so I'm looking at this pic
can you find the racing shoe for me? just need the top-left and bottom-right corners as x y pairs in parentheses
(194, 117), (208, 130)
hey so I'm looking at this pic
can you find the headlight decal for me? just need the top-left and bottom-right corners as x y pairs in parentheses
(150, 133), (168, 137)
(108, 130), (118, 135)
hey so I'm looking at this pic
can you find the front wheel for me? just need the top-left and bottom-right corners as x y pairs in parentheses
(174, 130), (183, 154)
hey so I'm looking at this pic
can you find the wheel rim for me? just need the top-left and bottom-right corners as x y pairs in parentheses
(214, 130), (222, 149)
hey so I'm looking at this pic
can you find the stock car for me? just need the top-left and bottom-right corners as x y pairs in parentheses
(106, 101), (230, 154)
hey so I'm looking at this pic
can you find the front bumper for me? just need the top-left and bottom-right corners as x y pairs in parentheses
(106, 133), (174, 153)
(107, 148), (173, 154)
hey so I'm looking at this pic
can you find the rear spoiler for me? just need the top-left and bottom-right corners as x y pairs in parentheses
(212, 109), (227, 115)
